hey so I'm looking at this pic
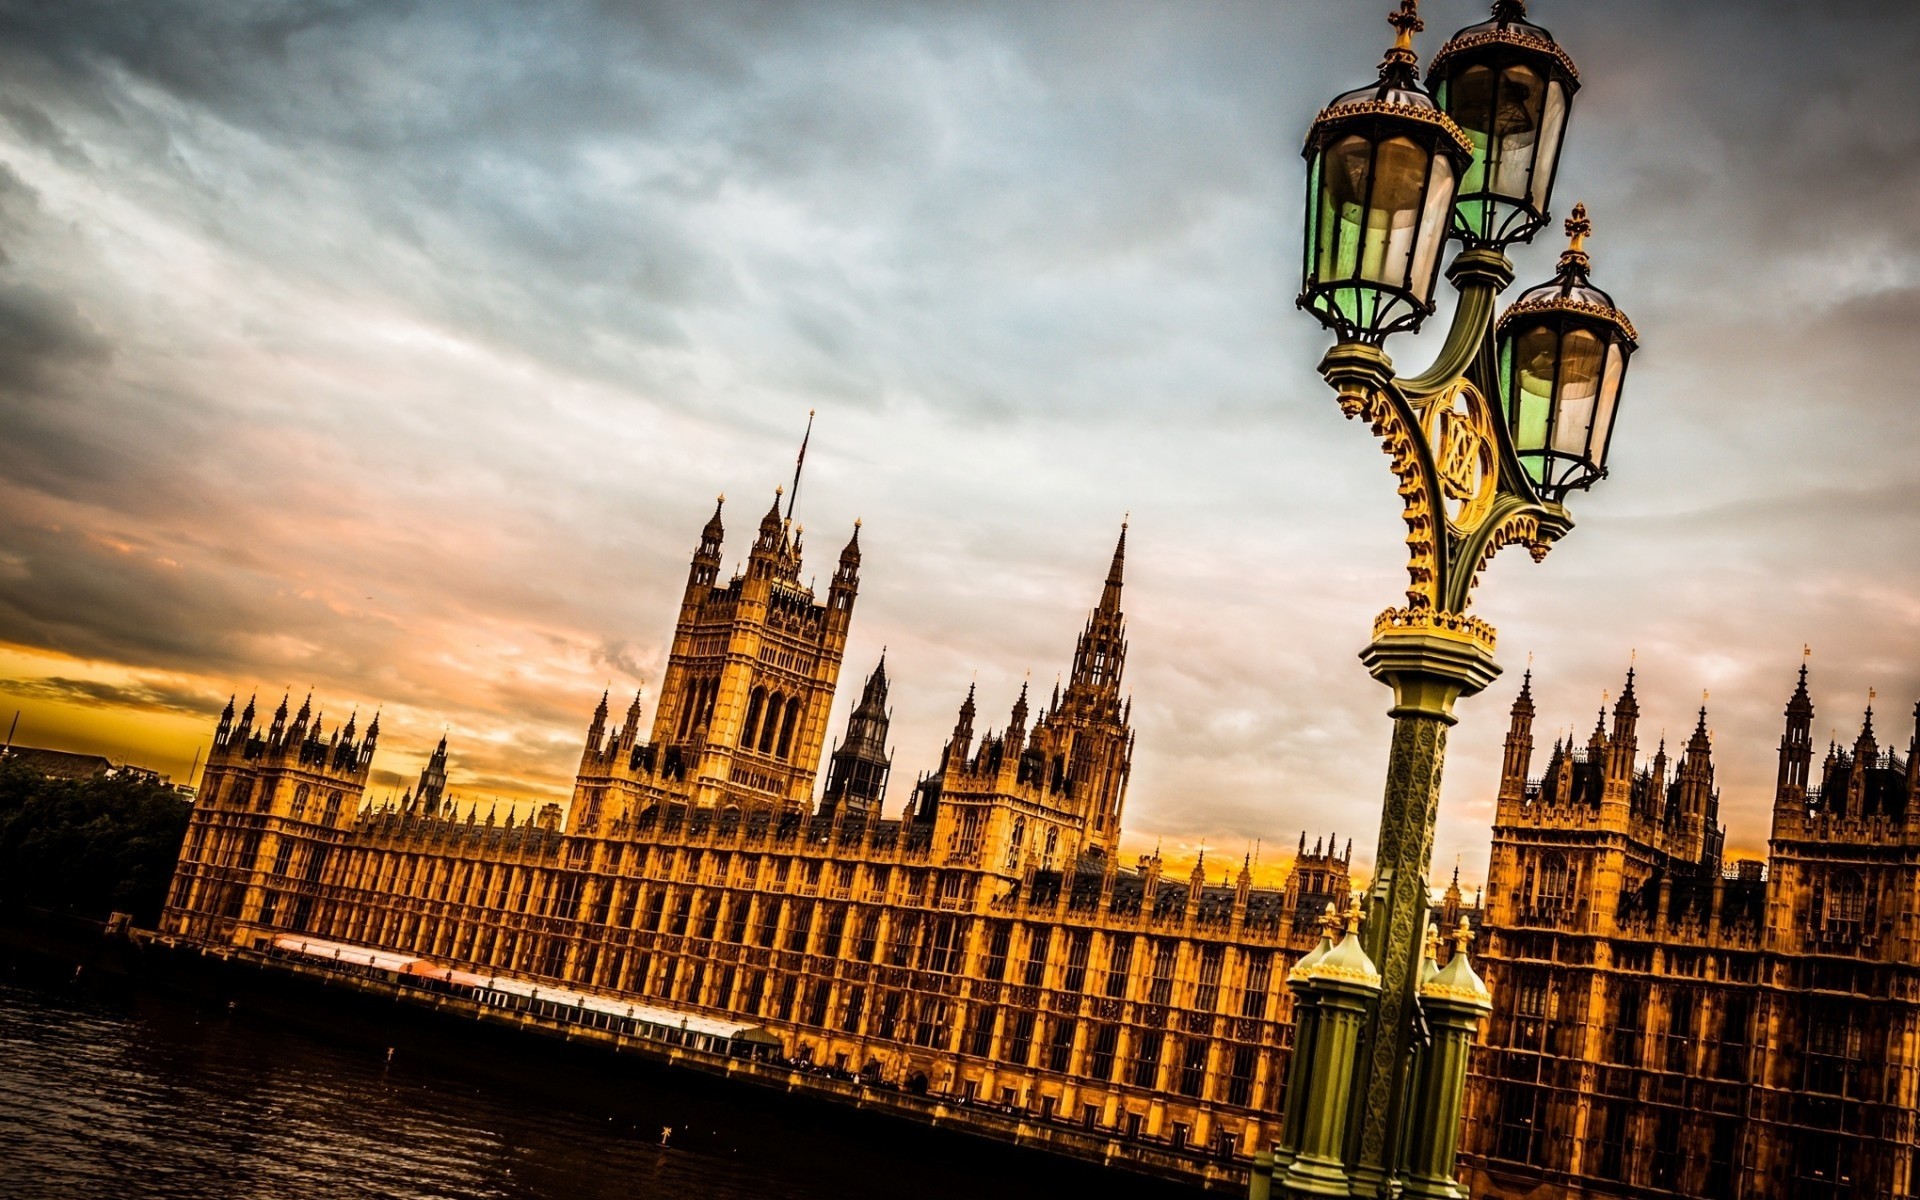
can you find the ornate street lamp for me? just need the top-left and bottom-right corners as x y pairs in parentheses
(1300, 0), (1471, 343)
(1274, 3), (1638, 1198)
(1427, 0), (1580, 248)
(1496, 204), (1639, 498)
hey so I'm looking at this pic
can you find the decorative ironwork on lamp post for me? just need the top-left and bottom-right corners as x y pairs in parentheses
(1274, 2), (1636, 1198)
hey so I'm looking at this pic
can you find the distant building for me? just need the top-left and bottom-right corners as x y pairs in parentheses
(159, 494), (1350, 1184)
(152, 477), (1920, 1195)
(1463, 664), (1920, 1199)
(1, 745), (115, 780)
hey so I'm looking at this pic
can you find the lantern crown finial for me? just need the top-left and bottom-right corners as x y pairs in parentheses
(1384, 1), (1424, 75)
(1491, 0), (1529, 22)
(1561, 202), (1593, 271)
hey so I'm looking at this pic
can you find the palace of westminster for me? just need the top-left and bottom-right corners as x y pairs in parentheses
(160, 481), (1920, 1199)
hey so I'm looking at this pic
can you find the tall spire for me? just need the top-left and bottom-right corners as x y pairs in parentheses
(1067, 522), (1130, 703)
(785, 409), (815, 523)
(1101, 517), (1128, 614)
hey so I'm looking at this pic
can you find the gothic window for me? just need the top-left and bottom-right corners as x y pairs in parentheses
(1609, 981), (1644, 1066)
(818, 905), (846, 957)
(1715, 993), (1751, 1081)
(1129, 1029), (1164, 1088)
(982, 922), (1010, 980)
(1007, 818), (1026, 872)
(965, 1004), (996, 1057)
(1224, 1045), (1257, 1107)
(290, 784), (310, 821)
(1105, 934), (1135, 998)
(1822, 870), (1866, 941)
(1043, 827), (1058, 864)
(758, 692), (782, 753)
(1063, 931), (1092, 993)
(1023, 926), (1052, 988)
(776, 698), (800, 760)
(855, 910), (882, 962)
(1195, 945), (1224, 1011)
(1494, 1083), (1547, 1166)
(323, 790), (344, 823)
(1006, 1011), (1036, 1066)
(839, 986), (866, 1034)
(1177, 1038), (1209, 1097)
(1240, 951), (1273, 1019)
(1535, 852), (1573, 916)
(1088, 1024), (1120, 1082)
(1148, 939), (1177, 1006)
(1047, 1017), (1077, 1072)
(1802, 1002), (1862, 1097)
(743, 687), (766, 748)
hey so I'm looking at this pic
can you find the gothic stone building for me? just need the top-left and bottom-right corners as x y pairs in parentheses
(159, 483), (1920, 1195)
(161, 490), (1355, 1177)
(1463, 665), (1920, 1199)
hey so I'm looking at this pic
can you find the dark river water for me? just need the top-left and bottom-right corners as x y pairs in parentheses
(0, 953), (1200, 1200)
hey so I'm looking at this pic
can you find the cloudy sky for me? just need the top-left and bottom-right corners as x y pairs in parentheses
(1, 0), (1916, 888)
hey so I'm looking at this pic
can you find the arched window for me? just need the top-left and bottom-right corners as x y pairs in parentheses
(759, 693), (782, 754)
(323, 790), (344, 823)
(776, 698), (801, 759)
(743, 687), (766, 749)
(290, 784), (310, 821)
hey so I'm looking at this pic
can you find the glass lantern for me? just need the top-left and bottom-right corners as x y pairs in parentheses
(1428, 0), (1581, 248)
(1496, 206), (1638, 498)
(1300, 2), (1472, 344)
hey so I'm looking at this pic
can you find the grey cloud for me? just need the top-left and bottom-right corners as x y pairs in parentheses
(0, 0), (1915, 886)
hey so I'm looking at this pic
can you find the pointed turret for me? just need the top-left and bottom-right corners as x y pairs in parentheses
(822, 655), (893, 821)
(947, 683), (977, 769)
(1778, 661), (1816, 803)
(1065, 522), (1130, 709)
(269, 692), (290, 746)
(1855, 698), (1879, 763)
(1007, 681), (1031, 756)
(586, 690), (609, 756)
(215, 695), (236, 748)
(1500, 669), (1536, 805)
(619, 690), (644, 751)
(690, 495), (725, 587)
(829, 520), (861, 612)
(416, 733), (450, 816)
(1608, 667), (1640, 779)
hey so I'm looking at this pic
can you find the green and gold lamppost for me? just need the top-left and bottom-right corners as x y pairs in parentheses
(1274, 2), (1636, 1197)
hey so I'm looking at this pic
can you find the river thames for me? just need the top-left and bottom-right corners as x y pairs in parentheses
(0, 959), (1199, 1200)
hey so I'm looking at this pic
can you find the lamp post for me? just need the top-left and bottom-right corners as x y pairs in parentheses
(1275, 3), (1636, 1198)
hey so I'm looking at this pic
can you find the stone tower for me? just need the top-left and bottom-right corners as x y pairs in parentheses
(634, 487), (859, 815)
(930, 524), (1136, 875)
(820, 655), (894, 821)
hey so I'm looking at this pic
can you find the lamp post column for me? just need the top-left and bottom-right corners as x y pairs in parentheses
(1345, 632), (1498, 1194)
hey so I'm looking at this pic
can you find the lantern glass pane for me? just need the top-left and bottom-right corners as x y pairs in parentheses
(1509, 325), (1558, 482)
(1411, 153), (1454, 302)
(1322, 134), (1372, 278)
(1551, 328), (1605, 458)
(1591, 340), (1626, 468)
(1362, 135), (1430, 287)
(1531, 80), (1569, 212)
(1491, 65), (1545, 204)
(1450, 64), (1495, 234)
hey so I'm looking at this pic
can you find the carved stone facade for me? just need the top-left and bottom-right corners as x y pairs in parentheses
(160, 492), (1352, 1180)
(1464, 665), (1920, 1200)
